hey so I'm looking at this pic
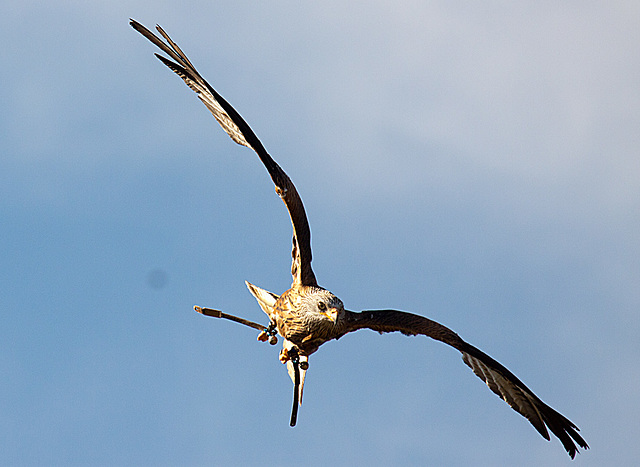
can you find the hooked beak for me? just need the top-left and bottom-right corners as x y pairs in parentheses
(321, 307), (340, 323)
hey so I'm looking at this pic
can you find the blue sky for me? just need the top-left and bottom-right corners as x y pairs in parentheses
(2, 2), (638, 465)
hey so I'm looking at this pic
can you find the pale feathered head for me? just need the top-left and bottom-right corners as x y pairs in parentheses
(299, 286), (345, 324)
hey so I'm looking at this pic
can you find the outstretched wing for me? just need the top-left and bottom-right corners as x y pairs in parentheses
(130, 19), (318, 287)
(342, 309), (588, 459)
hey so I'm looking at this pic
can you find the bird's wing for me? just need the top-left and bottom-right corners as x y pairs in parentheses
(342, 309), (588, 459)
(130, 19), (318, 287)
(245, 281), (279, 322)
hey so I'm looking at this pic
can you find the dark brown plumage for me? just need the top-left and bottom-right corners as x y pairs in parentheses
(131, 19), (588, 458)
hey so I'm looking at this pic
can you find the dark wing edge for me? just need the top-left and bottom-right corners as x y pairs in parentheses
(129, 19), (318, 287)
(343, 309), (589, 459)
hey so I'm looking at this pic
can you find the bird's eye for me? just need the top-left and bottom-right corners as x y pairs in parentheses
(318, 301), (327, 311)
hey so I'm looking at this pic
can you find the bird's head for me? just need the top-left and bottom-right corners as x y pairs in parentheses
(303, 287), (344, 325)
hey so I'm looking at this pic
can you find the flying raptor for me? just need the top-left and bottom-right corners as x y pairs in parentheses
(131, 19), (588, 459)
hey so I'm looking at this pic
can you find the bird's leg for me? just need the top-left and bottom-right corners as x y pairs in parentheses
(288, 345), (301, 427)
(257, 321), (278, 345)
(279, 343), (309, 369)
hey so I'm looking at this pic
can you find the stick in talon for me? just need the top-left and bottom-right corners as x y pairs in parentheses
(290, 350), (301, 427)
(194, 306), (266, 332)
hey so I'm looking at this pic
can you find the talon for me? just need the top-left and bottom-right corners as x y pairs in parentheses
(269, 335), (278, 345)
(289, 347), (300, 364)
(257, 331), (269, 342)
(279, 348), (290, 363)
(299, 361), (309, 370)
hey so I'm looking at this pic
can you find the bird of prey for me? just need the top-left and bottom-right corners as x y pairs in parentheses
(131, 19), (588, 459)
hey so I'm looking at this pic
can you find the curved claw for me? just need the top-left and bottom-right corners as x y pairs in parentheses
(279, 347), (291, 363)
